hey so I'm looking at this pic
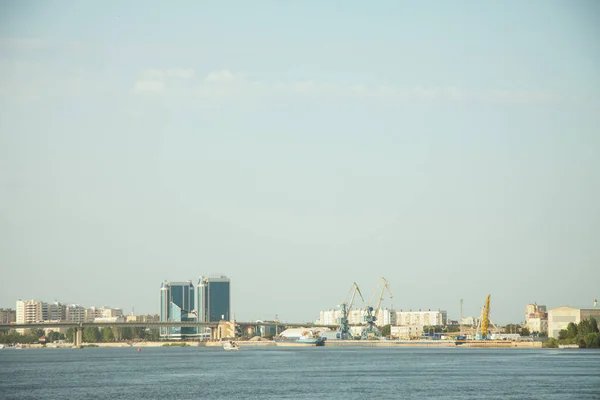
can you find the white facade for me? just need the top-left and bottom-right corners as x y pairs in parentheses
(526, 317), (548, 334)
(66, 305), (86, 322)
(375, 309), (396, 326)
(318, 309), (363, 325)
(460, 316), (477, 326)
(391, 325), (423, 339)
(16, 300), (44, 323)
(548, 306), (600, 338)
(525, 304), (548, 334)
(395, 310), (447, 327)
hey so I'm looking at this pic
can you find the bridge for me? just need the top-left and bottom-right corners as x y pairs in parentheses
(0, 321), (340, 346)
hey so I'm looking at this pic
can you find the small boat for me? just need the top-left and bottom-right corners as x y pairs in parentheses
(222, 341), (240, 351)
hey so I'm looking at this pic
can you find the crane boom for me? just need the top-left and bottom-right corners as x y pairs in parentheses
(347, 283), (364, 310)
(481, 294), (491, 338)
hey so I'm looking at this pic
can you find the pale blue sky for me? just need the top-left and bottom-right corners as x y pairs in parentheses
(1, 1), (598, 324)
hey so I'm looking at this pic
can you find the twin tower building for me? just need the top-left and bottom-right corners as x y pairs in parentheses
(159, 275), (231, 339)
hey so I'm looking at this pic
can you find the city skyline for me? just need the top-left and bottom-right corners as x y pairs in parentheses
(1, 2), (599, 324)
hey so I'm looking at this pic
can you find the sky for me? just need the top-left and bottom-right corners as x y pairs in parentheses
(1, 1), (599, 324)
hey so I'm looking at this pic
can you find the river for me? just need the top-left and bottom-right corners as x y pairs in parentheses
(1, 347), (599, 399)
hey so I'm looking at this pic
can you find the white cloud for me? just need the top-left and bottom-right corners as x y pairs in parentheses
(205, 69), (238, 83)
(133, 68), (195, 94)
(134, 80), (164, 93)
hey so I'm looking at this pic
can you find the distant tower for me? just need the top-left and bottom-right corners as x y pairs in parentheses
(460, 299), (464, 320)
(196, 275), (231, 322)
(594, 298), (598, 308)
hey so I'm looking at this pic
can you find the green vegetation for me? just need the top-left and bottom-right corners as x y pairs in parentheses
(1, 326), (160, 344)
(552, 318), (600, 348)
(381, 325), (391, 337)
(422, 325), (461, 334)
(503, 324), (530, 336)
(0, 331), (41, 344)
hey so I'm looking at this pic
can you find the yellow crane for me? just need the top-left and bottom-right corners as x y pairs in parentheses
(476, 294), (491, 340)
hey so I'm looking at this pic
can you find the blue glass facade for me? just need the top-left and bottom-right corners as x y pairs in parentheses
(197, 276), (231, 323)
(160, 281), (197, 339)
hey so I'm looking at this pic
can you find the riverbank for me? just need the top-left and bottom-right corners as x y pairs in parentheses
(9, 340), (542, 349)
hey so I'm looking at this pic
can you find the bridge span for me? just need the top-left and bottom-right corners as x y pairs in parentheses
(0, 321), (340, 346)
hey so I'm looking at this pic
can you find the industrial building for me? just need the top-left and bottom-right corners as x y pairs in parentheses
(525, 303), (548, 334)
(548, 306), (600, 338)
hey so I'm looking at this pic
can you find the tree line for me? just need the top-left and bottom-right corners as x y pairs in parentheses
(0, 327), (160, 344)
(546, 317), (600, 348)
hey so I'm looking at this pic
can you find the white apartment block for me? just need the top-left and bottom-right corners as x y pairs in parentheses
(16, 300), (44, 323)
(395, 310), (447, 327)
(66, 305), (86, 322)
(318, 309), (372, 326)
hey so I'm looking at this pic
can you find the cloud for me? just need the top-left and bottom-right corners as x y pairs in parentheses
(205, 69), (239, 83)
(134, 80), (164, 93)
(133, 68), (195, 93)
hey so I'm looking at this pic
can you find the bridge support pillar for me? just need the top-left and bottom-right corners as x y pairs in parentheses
(73, 327), (83, 347)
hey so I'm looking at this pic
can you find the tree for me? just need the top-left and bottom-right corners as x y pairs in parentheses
(584, 332), (600, 348)
(503, 324), (521, 334)
(102, 328), (115, 342)
(83, 327), (101, 343)
(558, 329), (568, 340)
(566, 322), (578, 339)
(381, 325), (391, 337)
(65, 328), (74, 342)
(520, 327), (531, 337)
(30, 328), (45, 338)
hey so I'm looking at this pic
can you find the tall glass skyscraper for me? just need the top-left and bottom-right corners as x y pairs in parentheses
(197, 276), (231, 323)
(159, 281), (197, 339)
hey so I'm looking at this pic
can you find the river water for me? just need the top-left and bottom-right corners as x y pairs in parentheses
(1, 347), (599, 399)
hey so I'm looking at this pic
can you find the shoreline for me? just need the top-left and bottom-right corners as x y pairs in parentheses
(7, 339), (543, 349)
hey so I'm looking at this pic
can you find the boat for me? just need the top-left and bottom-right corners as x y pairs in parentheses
(222, 341), (240, 351)
(275, 330), (326, 346)
(0, 344), (4, 349)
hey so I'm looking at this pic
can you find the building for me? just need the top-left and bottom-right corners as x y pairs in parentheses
(65, 304), (86, 323)
(376, 308), (397, 326)
(0, 308), (16, 324)
(197, 276), (231, 323)
(45, 302), (66, 321)
(391, 325), (423, 339)
(16, 299), (44, 324)
(395, 310), (447, 327)
(459, 316), (477, 327)
(548, 306), (600, 338)
(160, 280), (197, 339)
(525, 304), (548, 334)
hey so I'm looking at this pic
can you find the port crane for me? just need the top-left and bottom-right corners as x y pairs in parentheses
(336, 282), (364, 339)
(475, 294), (498, 340)
(361, 277), (393, 340)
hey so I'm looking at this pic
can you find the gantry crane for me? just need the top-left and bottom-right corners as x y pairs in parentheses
(361, 277), (393, 340)
(336, 282), (364, 339)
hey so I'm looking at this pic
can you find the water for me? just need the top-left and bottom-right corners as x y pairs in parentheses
(1, 347), (599, 399)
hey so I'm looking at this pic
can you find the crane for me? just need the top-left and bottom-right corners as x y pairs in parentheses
(361, 277), (393, 340)
(336, 282), (364, 340)
(476, 294), (491, 340)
